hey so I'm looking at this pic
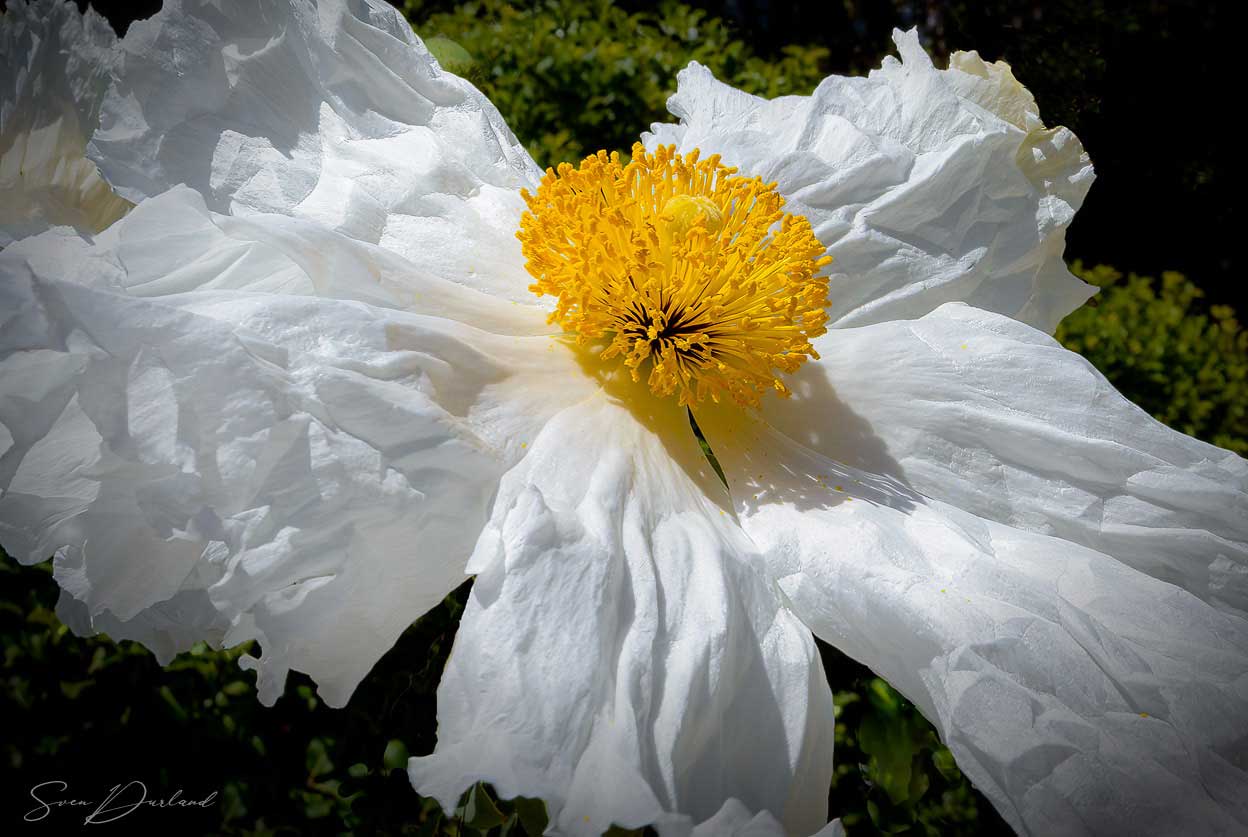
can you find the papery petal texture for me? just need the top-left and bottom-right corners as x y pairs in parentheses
(6, 3), (1239, 836)
(90, 0), (542, 303)
(730, 303), (1248, 617)
(692, 799), (844, 837)
(943, 50), (1040, 131)
(410, 390), (835, 837)
(644, 29), (1094, 334)
(0, 0), (130, 244)
(0, 185), (593, 706)
(693, 304), (1248, 835)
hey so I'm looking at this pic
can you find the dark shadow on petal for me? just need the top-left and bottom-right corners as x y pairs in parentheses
(692, 352), (920, 518)
(566, 335), (738, 516)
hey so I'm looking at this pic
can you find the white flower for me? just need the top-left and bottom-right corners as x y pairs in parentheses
(0, 0), (130, 245)
(1, 2), (1245, 835)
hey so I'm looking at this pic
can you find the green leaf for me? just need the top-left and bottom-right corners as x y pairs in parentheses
(383, 738), (409, 772)
(867, 677), (902, 714)
(86, 646), (108, 674)
(303, 791), (334, 819)
(221, 679), (251, 697)
(907, 758), (931, 803)
(296, 683), (319, 711)
(1058, 262), (1246, 457)
(858, 711), (917, 805)
(59, 679), (94, 700)
(931, 745), (960, 781)
(462, 783), (506, 831)
(158, 685), (188, 721)
(26, 606), (59, 627)
(513, 796), (550, 835)
(306, 738), (334, 778)
(424, 35), (475, 75)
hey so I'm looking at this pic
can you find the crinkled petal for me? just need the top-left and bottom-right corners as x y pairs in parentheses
(692, 799), (845, 837)
(692, 332), (1248, 835)
(54, 586), (229, 665)
(0, 189), (592, 706)
(7, 184), (553, 334)
(944, 50), (1040, 131)
(724, 302), (1248, 618)
(409, 389), (835, 836)
(0, 0), (130, 244)
(89, 0), (542, 303)
(644, 28), (1094, 334)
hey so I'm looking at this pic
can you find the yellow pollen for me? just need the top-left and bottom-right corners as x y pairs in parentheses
(660, 194), (725, 242)
(517, 143), (832, 407)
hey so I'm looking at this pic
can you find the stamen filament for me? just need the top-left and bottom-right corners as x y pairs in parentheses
(518, 144), (832, 407)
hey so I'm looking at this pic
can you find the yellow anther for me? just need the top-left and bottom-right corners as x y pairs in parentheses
(517, 144), (831, 407)
(659, 194), (724, 242)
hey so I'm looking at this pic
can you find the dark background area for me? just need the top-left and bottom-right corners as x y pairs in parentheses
(64, 0), (1240, 310)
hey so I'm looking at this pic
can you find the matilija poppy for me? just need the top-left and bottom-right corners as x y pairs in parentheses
(0, 0), (129, 244)
(1, 1), (1245, 835)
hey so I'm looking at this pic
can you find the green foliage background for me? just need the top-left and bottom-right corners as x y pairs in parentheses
(3, 1), (1244, 834)
(409, 0), (829, 168)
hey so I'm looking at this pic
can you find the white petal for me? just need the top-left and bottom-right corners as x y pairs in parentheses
(7, 184), (553, 334)
(644, 29), (1094, 334)
(730, 302), (1247, 618)
(409, 390), (835, 836)
(55, 586), (229, 665)
(0, 0), (130, 244)
(0, 195), (591, 707)
(694, 377), (1248, 834)
(89, 0), (542, 304)
(944, 50), (1040, 131)
(692, 799), (845, 837)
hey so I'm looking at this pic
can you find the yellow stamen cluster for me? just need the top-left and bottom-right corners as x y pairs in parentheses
(518, 143), (832, 407)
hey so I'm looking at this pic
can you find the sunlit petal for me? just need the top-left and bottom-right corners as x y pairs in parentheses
(645, 29), (1094, 333)
(714, 303), (1248, 617)
(693, 306), (1248, 834)
(410, 390), (835, 836)
(90, 0), (542, 303)
(0, 186), (591, 706)
(0, 0), (129, 244)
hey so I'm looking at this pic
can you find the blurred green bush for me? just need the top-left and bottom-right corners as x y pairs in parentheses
(404, 0), (829, 167)
(2, 1), (1244, 835)
(1057, 263), (1247, 456)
